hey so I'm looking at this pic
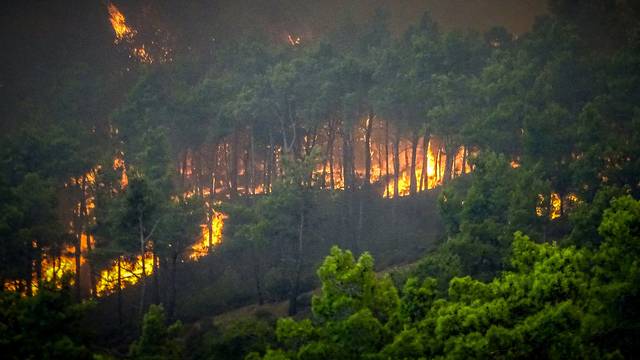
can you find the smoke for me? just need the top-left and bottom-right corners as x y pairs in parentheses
(154, 0), (547, 43)
(0, 0), (547, 130)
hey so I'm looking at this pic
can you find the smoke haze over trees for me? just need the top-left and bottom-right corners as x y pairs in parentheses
(2, 0), (640, 359)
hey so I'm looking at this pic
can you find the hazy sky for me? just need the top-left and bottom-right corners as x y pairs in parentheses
(0, 0), (548, 121)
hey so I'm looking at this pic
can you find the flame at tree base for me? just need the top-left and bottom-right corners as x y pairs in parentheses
(96, 253), (155, 297)
(189, 211), (226, 261)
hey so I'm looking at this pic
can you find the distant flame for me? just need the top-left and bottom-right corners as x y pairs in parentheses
(113, 156), (128, 189)
(287, 34), (301, 46)
(107, 2), (158, 64)
(108, 2), (136, 44)
(131, 46), (153, 64)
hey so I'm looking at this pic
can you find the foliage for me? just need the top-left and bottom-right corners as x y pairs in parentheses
(258, 196), (640, 359)
(129, 304), (184, 360)
(0, 279), (93, 359)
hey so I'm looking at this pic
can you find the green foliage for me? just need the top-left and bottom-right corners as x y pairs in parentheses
(312, 246), (399, 323)
(129, 304), (183, 360)
(0, 280), (93, 359)
(260, 196), (640, 359)
(436, 152), (547, 280)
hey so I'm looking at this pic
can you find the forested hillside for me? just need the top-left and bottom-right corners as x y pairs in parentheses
(1, 0), (640, 359)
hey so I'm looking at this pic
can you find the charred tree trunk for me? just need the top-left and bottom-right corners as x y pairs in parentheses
(230, 129), (239, 199)
(267, 132), (275, 194)
(419, 134), (430, 191)
(327, 120), (336, 191)
(138, 216), (147, 319)
(436, 146), (442, 184)
(385, 120), (390, 198)
(393, 135), (400, 199)
(152, 250), (160, 305)
(74, 232), (82, 300)
(117, 256), (123, 326)
(461, 145), (468, 175)
(342, 122), (355, 191)
(25, 244), (33, 297)
(81, 175), (98, 298)
(409, 133), (419, 196)
(168, 252), (178, 320)
(443, 138), (456, 184)
(364, 113), (374, 188)
(250, 128), (256, 195)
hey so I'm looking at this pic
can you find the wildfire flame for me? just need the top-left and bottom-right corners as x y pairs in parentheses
(287, 34), (301, 46)
(106, 2), (155, 64)
(108, 2), (136, 44)
(189, 211), (227, 261)
(96, 253), (155, 296)
(536, 192), (579, 220)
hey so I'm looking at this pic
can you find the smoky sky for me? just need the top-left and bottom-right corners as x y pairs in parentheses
(0, 0), (547, 126)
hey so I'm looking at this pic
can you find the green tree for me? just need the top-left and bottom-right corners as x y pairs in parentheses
(129, 304), (183, 360)
(0, 279), (93, 359)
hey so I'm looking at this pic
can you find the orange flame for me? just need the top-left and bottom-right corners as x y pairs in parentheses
(108, 2), (136, 44)
(96, 253), (155, 296)
(107, 2), (155, 64)
(189, 211), (226, 260)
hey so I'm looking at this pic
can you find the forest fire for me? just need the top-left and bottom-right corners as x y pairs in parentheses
(108, 2), (136, 43)
(106, 2), (155, 64)
(536, 192), (580, 220)
(189, 211), (227, 260)
(96, 253), (154, 296)
(113, 155), (128, 188)
(287, 34), (302, 46)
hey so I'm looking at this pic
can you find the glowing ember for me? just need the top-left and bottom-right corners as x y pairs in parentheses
(131, 46), (153, 64)
(287, 34), (302, 46)
(189, 211), (226, 260)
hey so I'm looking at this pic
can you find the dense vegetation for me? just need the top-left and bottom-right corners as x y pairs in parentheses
(2, 0), (640, 358)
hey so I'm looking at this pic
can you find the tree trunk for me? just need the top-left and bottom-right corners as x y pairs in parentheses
(230, 128), (239, 199)
(364, 113), (374, 188)
(74, 233), (82, 300)
(168, 252), (177, 320)
(409, 134), (419, 196)
(328, 120), (336, 190)
(152, 250), (159, 305)
(81, 175), (98, 298)
(436, 146), (442, 184)
(250, 128), (256, 195)
(181, 151), (188, 191)
(461, 145), (468, 175)
(385, 120), (390, 198)
(443, 138), (456, 184)
(419, 134), (430, 191)
(117, 256), (123, 326)
(393, 135), (400, 199)
(342, 121), (354, 191)
(288, 209), (304, 316)
(138, 216), (147, 319)
(251, 246), (264, 305)
(267, 132), (275, 194)
(25, 243), (33, 297)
